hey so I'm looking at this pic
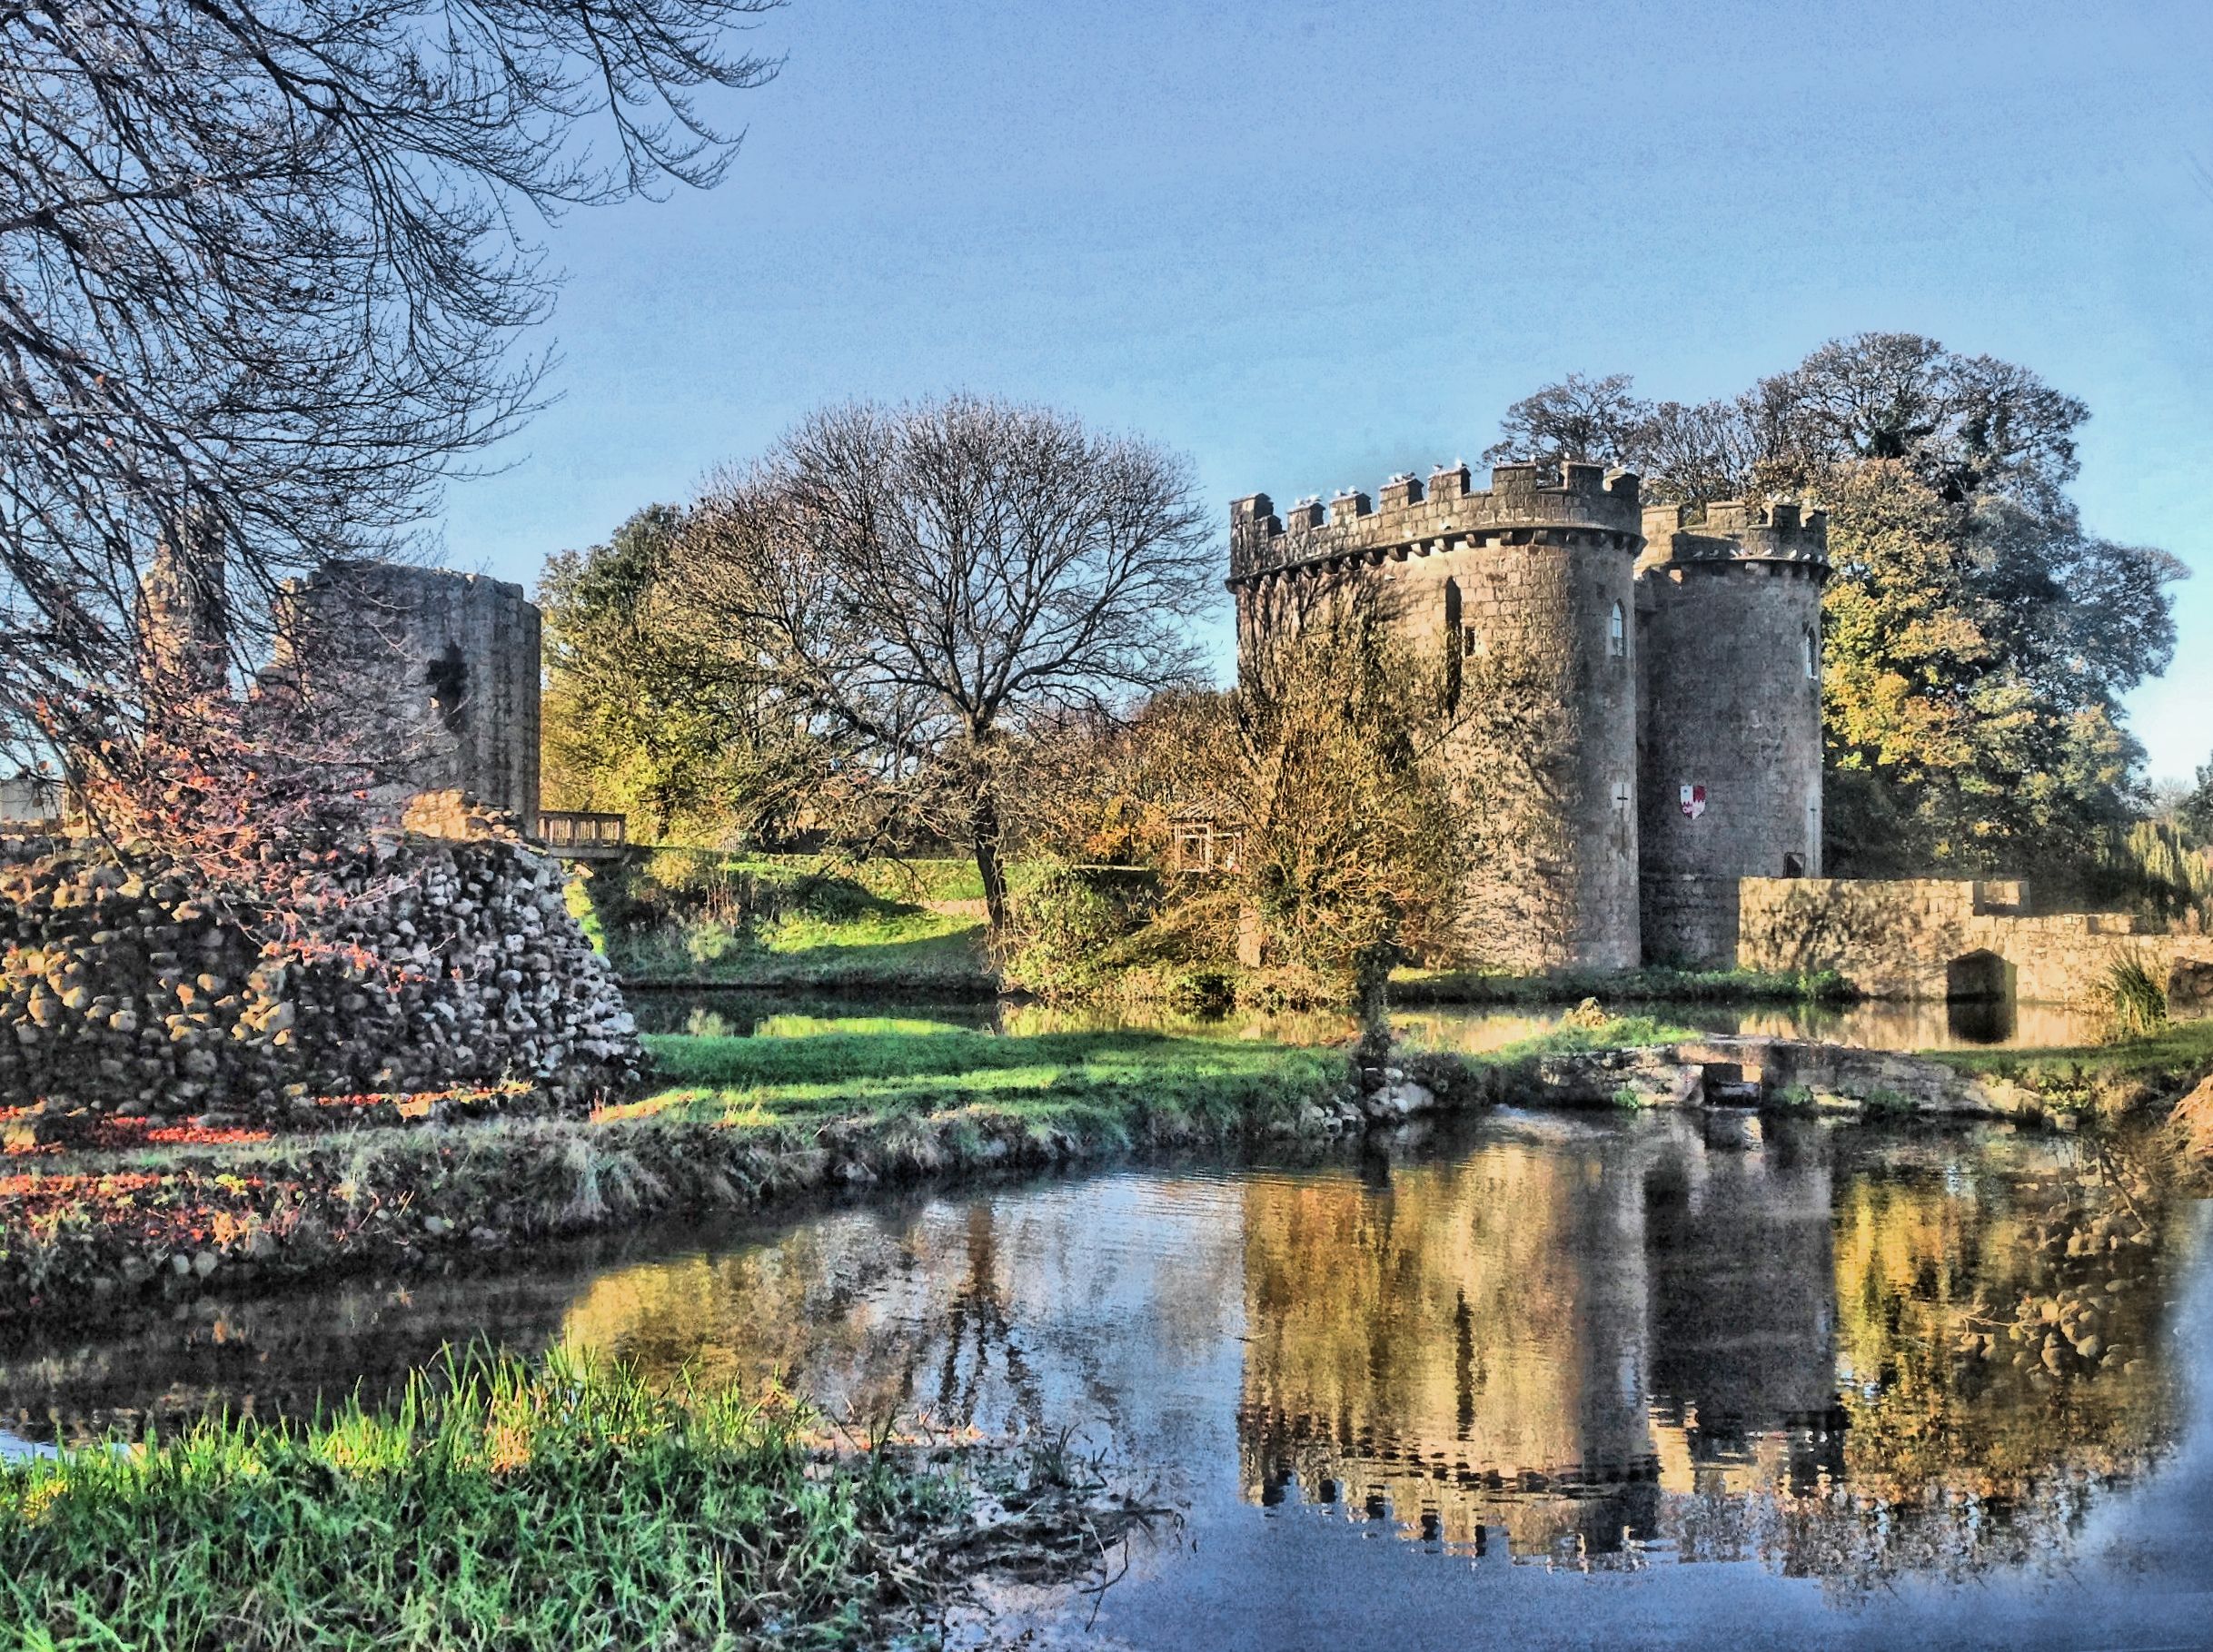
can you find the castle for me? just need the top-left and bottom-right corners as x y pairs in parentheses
(268, 561), (543, 823)
(1229, 460), (1830, 971)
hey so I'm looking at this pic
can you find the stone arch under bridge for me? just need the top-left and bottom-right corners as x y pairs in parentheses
(1945, 949), (2014, 1003)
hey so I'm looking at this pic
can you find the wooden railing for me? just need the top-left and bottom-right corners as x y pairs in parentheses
(536, 810), (628, 858)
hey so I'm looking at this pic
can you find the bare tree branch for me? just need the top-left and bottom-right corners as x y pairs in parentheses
(0, 0), (780, 806)
(669, 396), (1216, 934)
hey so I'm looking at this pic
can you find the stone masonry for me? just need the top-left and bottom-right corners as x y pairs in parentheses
(1737, 876), (2213, 1004)
(1637, 502), (1829, 964)
(1229, 461), (1827, 971)
(270, 562), (542, 822)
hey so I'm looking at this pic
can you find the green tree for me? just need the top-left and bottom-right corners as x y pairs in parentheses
(1488, 335), (2185, 885)
(1819, 463), (2143, 877)
(541, 507), (808, 844)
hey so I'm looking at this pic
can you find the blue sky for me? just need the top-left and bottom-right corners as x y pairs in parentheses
(440, 0), (2213, 782)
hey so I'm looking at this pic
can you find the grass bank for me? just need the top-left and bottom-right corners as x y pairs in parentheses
(0, 1024), (1345, 1323)
(616, 905), (994, 993)
(570, 850), (997, 993)
(1929, 1014), (2213, 1137)
(620, 1024), (1343, 1132)
(0, 1349), (1133, 1649)
(0, 1017), (1692, 1325)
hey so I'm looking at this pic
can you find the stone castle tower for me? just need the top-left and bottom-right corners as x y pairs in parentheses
(270, 563), (542, 822)
(1229, 460), (1829, 970)
(1637, 501), (1830, 964)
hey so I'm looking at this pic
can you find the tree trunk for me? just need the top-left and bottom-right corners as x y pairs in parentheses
(971, 790), (1009, 938)
(1352, 939), (1395, 1093)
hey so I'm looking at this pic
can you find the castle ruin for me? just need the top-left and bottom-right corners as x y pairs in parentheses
(1230, 460), (1827, 971)
(270, 562), (543, 823)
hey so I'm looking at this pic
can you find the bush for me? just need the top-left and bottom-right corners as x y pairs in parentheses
(1000, 866), (1151, 999)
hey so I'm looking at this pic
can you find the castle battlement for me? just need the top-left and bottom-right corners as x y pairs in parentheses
(1639, 499), (1829, 575)
(1229, 460), (1642, 586)
(1230, 441), (1828, 975)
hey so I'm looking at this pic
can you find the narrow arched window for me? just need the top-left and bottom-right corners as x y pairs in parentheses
(1802, 626), (1818, 680)
(1443, 579), (1463, 710)
(1607, 600), (1626, 658)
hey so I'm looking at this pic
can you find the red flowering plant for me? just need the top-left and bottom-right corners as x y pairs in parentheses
(41, 682), (405, 973)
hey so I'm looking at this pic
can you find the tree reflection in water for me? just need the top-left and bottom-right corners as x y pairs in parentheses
(0, 1114), (2187, 1601)
(1235, 1116), (2181, 1589)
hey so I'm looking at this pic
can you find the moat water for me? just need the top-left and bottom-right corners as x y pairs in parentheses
(3, 1113), (2208, 1649)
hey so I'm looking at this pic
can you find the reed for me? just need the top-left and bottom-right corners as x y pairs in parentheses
(0, 1350), (960, 1649)
(2098, 955), (2171, 1044)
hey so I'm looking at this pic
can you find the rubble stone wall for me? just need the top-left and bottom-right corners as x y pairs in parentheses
(0, 825), (639, 1119)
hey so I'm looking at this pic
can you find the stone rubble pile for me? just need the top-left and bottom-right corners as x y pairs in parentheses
(0, 822), (641, 1121)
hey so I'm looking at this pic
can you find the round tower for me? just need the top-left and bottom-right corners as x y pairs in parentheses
(1229, 460), (1645, 970)
(1634, 500), (1830, 967)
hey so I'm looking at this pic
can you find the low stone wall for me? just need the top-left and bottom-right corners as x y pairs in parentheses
(1639, 872), (1741, 969)
(1736, 876), (2213, 1004)
(1409, 1035), (2049, 1122)
(1, 830), (641, 1121)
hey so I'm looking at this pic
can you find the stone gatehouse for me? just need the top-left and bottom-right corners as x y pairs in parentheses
(1230, 460), (1826, 971)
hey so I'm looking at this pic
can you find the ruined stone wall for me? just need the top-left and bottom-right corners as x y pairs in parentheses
(1737, 875), (2213, 1004)
(1230, 461), (1643, 969)
(271, 563), (541, 822)
(0, 824), (638, 1120)
(1635, 501), (1829, 966)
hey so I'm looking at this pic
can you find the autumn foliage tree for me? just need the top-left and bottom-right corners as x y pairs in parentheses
(1487, 334), (2184, 884)
(1227, 599), (1471, 982)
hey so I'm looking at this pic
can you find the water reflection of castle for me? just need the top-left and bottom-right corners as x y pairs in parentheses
(1236, 1114), (1847, 1557)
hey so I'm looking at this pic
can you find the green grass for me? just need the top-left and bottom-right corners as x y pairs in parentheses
(2097, 956), (2172, 1043)
(1498, 1014), (1701, 1054)
(626, 1025), (1345, 1141)
(1391, 964), (1851, 1005)
(614, 907), (993, 991)
(622, 1015), (1691, 1139)
(0, 1350), (968, 1649)
(1930, 1014), (2213, 1082)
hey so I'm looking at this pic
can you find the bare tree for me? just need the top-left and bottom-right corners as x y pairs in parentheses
(1481, 371), (1651, 468)
(671, 396), (1216, 935)
(0, 0), (780, 806)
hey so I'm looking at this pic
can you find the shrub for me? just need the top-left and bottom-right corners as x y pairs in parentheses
(1000, 867), (1148, 999)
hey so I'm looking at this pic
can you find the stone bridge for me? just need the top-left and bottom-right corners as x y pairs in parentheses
(1735, 877), (2213, 1008)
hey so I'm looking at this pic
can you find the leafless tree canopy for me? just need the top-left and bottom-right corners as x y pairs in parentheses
(0, 0), (779, 779)
(1482, 332), (2092, 509)
(671, 396), (1216, 930)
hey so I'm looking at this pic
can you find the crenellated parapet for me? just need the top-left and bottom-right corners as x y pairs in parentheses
(1229, 460), (1644, 587)
(1638, 499), (1829, 579)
